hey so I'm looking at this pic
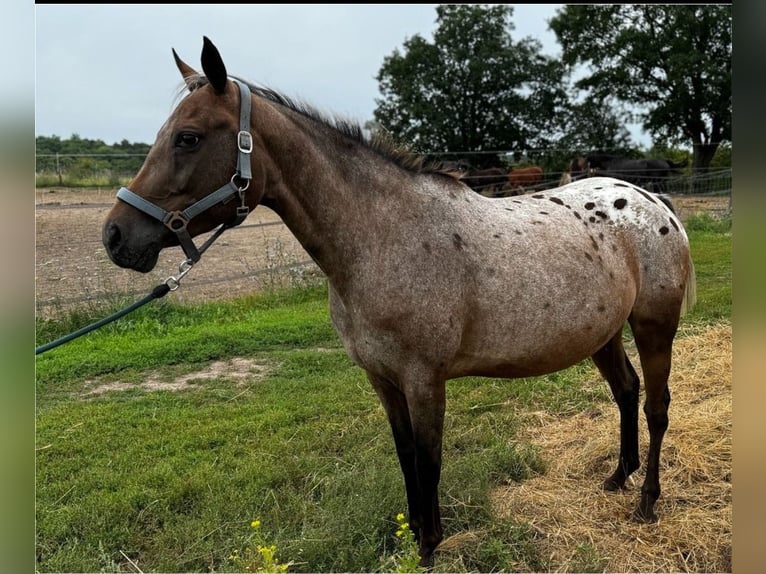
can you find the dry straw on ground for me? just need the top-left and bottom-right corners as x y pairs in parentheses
(490, 323), (732, 573)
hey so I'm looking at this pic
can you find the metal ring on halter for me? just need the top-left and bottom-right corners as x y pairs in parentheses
(231, 173), (250, 192)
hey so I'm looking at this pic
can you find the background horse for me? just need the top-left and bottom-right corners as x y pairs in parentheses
(508, 165), (544, 193)
(458, 166), (509, 195)
(585, 153), (688, 193)
(103, 38), (696, 568)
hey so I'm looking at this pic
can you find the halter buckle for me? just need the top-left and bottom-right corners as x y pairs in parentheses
(238, 131), (253, 154)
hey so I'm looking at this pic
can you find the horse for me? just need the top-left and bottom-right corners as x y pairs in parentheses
(560, 154), (591, 185)
(458, 166), (509, 195)
(102, 38), (697, 568)
(585, 154), (688, 194)
(507, 165), (544, 194)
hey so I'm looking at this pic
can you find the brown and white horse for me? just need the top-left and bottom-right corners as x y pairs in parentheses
(103, 38), (696, 567)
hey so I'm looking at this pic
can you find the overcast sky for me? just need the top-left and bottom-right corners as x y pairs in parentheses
(34, 4), (649, 147)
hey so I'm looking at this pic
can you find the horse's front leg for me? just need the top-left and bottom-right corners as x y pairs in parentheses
(368, 369), (447, 568)
(402, 369), (446, 567)
(367, 374), (423, 537)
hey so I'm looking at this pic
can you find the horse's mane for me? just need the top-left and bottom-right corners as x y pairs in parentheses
(181, 74), (446, 177)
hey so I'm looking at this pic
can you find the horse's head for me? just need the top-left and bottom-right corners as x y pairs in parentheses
(103, 37), (265, 272)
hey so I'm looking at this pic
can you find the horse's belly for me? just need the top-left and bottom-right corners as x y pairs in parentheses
(449, 293), (633, 380)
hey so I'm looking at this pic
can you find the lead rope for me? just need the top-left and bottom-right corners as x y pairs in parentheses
(35, 223), (230, 356)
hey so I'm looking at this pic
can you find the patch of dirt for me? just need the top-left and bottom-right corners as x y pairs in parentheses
(487, 323), (731, 573)
(83, 357), (275, 396)
(35, 187), (321, 318)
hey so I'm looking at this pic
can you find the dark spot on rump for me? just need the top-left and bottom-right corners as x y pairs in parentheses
(635, 188), (656, 203)
(609, 271), (615, 279)
(565, 204), (571, 209)
(597, 304), (606, 312)
(593, 186), (603, 190)
(543, 302), (551, 309)
(512, 200), (522, 204)
(574, 212), (581, 220)
(643, 265), (649, 272)
(532, 220), (543, 225)
(505, 207), (514, 211)
(585, 252), (593, 262)
(659, 284), (666, 290)
(669, 218), (680, 231)
(539, 211), (549, 215)
(590, 236), (599, 250)
(585, 202), (595, 210)
(422, 241), (431, 254)
(515, 230), (522, 235)
(598, 232), (604, 241)
(487, 268), (496, 276)
(549, 197), (564, 205)
(449, 191), (457, 199)
(589, 216), (596, 223)
(611, 244), (618, 252)
(532, 194), (544, 199)
(595, 210), (608, 219)
(614, 198), (627, 209)
(493, 233), (501, 239)
(452, 233), (464, 250)
(614, 182), (629, 187)
(659, 226), (669, 235)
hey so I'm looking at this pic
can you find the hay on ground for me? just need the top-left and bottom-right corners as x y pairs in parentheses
(490, 323), (731, 573)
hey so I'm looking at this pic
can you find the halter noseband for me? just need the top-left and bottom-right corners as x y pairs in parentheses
(116, 79), (253, 263)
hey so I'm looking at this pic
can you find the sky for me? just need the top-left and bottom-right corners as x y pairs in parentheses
(34, 4), (650, 148)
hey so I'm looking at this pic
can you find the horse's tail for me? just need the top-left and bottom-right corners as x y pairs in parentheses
(680, 255), (697, 317)
(659, 193), (696, 317)
(656, 193), (676, 214)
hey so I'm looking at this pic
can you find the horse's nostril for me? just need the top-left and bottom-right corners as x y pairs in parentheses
(105, 221), (122, 249)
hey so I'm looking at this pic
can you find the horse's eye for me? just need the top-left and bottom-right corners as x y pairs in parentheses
(175, 132), (200, 149)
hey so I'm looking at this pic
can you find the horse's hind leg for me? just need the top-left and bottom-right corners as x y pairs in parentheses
(592, 329), (641, 490)
(629, 313), (679, 522)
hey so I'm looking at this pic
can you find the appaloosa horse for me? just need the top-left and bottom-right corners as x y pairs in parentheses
(103, 38), (696, 567)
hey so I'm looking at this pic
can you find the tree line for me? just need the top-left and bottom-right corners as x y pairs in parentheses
(372, 5), (730, 172)
(36, 5), (731, 183)
(35, 134), (150, 186)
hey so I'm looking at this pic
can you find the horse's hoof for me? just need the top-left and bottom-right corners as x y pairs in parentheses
(632, 506), (658, 523)
(603, 477), (626, 491)
(418, 553), (435, 571)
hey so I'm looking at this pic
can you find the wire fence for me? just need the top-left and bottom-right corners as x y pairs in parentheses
(34, 158), (732, 318)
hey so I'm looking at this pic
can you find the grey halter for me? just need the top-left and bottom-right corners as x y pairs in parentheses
(116, 79), (253, 263)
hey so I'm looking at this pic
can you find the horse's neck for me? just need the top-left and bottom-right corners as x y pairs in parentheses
(254, 102), (415, 282)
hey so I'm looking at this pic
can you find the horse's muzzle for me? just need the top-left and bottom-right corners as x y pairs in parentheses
(102, 220), (162, 273)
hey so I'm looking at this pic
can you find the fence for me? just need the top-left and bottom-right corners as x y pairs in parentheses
(35, 160), (732, 317)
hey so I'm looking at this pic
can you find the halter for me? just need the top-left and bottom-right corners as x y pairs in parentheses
(116, 79), (254, 263)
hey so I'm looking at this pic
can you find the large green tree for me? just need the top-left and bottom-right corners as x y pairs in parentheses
(373, 4), (570, 167)
(550, 4), (731, 171)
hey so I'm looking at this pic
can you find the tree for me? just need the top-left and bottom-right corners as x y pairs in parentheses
(549, 5), (731, 171)
(557, 94), (633, 154)
(373, 4), (569, 168)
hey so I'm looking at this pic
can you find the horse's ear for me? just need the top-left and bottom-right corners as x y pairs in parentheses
(172, 48), (198, 91)
(200, 36), (228, 94)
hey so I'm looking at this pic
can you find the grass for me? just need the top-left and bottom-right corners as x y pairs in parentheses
(35, 220), (731, 573)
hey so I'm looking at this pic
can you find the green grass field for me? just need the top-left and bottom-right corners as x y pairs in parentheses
(35, 216), (731, 573)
